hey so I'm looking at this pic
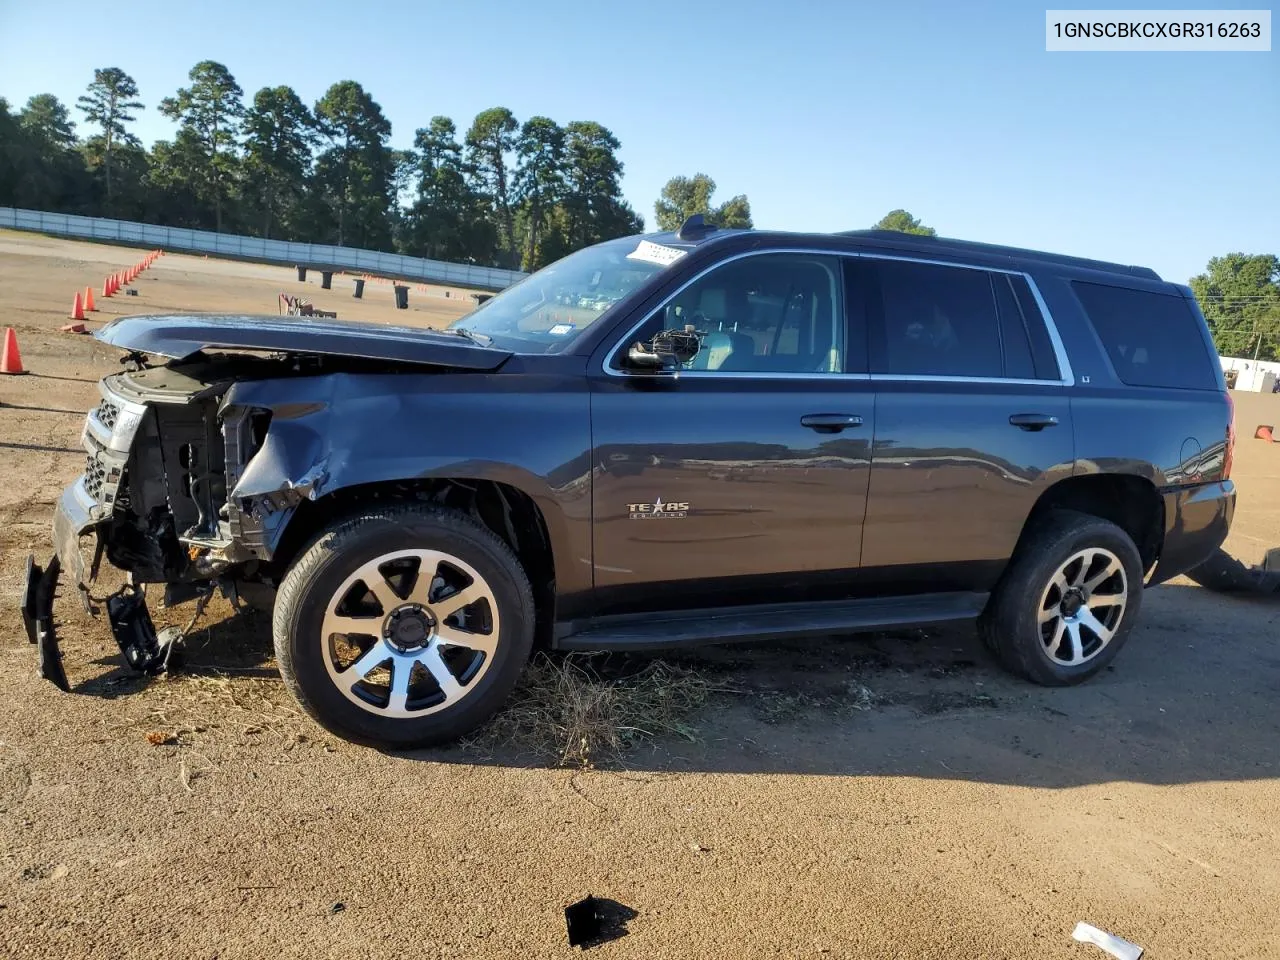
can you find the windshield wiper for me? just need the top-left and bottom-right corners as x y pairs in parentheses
(447, 327), (493, 346)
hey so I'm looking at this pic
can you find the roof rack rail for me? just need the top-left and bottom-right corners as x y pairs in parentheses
(835, 229), (1161, 280)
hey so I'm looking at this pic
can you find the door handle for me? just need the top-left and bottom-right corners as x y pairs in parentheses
(801, 413), (863, 433)
(1009, 413), (1059, 431)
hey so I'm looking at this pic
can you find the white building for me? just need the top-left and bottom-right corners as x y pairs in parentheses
(1221, 356), (1280, 392)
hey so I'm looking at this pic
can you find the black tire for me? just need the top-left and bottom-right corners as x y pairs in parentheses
(979, 510), (1144, 686)
(273, 504), (535, 748)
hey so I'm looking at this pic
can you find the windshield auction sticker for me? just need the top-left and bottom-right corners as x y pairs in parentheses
(626, 240), (689, 267)
(1046, 9), (1271, 50)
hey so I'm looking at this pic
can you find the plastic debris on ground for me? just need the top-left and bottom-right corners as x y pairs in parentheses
(564, 895), (601, 948)
(1072, 921), (1143, 960)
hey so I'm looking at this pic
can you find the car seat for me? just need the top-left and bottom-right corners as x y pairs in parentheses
(687, 287), (754, 370)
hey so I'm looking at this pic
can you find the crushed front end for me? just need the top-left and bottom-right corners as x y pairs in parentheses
(24, 313), (512, 690)
(26, 359), (275, 688)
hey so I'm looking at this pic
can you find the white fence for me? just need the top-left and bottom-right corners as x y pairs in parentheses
(0, 207), (527, 292)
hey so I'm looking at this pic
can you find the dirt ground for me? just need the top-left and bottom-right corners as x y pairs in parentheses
(1, 231), (1278, 959)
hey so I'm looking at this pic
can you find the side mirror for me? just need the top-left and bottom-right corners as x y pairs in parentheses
(623, 326), (703, 375)
(626, 341), (678, 373)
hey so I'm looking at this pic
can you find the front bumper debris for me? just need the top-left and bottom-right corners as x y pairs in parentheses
(21, 554), (68, 691)
(107, 586), (182, 676)
(25, 552), (181, 690)
(53, 476), (101, 588)
(31, 474), (183, 691)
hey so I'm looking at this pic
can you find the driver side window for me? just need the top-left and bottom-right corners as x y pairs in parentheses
(626, 253), (846, 374)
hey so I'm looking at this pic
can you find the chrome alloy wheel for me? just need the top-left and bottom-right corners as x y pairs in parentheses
(1037, 547), (1128, 666)
(321, 549), (501, 717)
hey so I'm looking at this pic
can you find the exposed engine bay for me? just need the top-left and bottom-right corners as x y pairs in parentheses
(98, 352), (318, 588)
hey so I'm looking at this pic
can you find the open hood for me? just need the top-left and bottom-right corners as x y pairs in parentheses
(94, 314), (512, 371)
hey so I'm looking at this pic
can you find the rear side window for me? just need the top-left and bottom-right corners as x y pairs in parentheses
(1073, 281), (1217, 390)
(867, 260), (1061, 380)
(1009, 275), (1062, 380)
(870, 260), (1003, 377)
(992, 274), (1036, 379)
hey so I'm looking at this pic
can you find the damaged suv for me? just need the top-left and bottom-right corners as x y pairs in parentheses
(24, 217), (1236, 747)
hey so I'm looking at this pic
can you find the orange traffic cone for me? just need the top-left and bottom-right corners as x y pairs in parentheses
(1256, 425), (1274, 442)
(60, 322), (88, 334)
(70, 291), (84, 320)
(84, 286), (96, 312)
(1, 327), (25, 374)
(103, 277), (114, 298)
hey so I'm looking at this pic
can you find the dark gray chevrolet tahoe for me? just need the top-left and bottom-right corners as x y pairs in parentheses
(24, 218), (1237, 747)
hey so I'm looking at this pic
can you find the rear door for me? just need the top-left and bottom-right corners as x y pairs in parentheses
(857, 256), (1076, 593)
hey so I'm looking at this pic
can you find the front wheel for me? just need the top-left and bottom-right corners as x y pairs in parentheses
(980, 511), (1144, 686)
(273, 504), (535, 747)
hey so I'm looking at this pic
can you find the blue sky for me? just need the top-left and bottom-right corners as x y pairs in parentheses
(0, 0), (1275, 282)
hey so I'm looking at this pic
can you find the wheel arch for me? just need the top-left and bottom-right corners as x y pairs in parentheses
(269, 473), (562, 644)
(1015, 472), (1165, 575)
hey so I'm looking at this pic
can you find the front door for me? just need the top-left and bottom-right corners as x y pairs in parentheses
(588, 251), (874, 616)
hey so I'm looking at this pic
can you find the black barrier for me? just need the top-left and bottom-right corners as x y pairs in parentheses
(321, 271), (333, 290)
(296, 266), (306, 282)
(352, 278), (365, 299)
(394, 284), (408, 309)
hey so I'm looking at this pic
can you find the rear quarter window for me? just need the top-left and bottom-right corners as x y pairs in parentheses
(1072, 281), (1218, 390)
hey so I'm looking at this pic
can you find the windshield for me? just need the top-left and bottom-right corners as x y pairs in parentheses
(448, 236), (689, 353)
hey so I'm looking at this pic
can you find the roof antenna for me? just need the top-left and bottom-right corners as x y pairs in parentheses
(676, 214), (718, 242)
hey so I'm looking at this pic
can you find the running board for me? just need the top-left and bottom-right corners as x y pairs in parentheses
(555, 591), (989, 652)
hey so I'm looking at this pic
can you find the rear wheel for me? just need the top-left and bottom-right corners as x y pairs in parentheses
(273, 504), (535, 747)
(980, 511), (1143, 685)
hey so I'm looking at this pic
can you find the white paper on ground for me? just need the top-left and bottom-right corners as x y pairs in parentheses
(1072, 921), (1144, 960)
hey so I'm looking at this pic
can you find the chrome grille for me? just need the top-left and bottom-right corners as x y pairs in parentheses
(96, 397), (120, 430)
(82, 434), (123, 505)
(81, 382), (139, 511)
(84, 454), (108, 500)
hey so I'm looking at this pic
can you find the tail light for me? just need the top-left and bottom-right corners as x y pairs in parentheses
(1223, 390), (1236, 480)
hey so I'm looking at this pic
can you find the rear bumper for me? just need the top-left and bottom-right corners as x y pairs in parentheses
(1150, 479), (1236, 584)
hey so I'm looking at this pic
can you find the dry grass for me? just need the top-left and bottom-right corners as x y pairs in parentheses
(467, 653), (716, 767)
(108, 670), (309, 751)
